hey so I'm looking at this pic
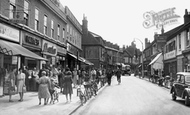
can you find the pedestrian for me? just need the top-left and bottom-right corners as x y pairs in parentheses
(72, 68), (78, 88)
(8, 68), (17, 102)
(106, 68), (113, 86)
(62, 68), (73, 102)
(116, 67), (122, 84)
(38, 71), (51, 105)
(31, 67), (39, 91)
(16, 68), (26, 102)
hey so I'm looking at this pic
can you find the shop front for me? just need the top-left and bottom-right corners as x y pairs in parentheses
(0, 23), (46, 96)
(42, 40), (57, 67)
(56, 45), (67, 68)
(22, 31), (42, 70)
(164, 50), (177, 80)
(66, 43), (81, 71)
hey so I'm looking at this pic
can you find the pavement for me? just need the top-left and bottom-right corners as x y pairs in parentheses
(0, 80), (107, 115)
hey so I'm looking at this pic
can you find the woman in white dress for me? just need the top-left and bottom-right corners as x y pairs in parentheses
(17, 68), (26, 101)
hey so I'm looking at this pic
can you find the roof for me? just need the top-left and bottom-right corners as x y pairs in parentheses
(177, 72), (190, 76)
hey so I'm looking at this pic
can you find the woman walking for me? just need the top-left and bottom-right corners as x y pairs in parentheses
(38, 71), (51, 105)
(63, 68), (73, 102)
(17, 68), (26, 102)
(72, 68), (78, 88)
(8, 68), (17, 102)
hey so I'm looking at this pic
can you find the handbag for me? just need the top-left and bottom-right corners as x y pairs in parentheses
(23, 86), (27, 93)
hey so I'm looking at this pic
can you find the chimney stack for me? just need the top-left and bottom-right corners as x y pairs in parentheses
(184, 9), (190, 24)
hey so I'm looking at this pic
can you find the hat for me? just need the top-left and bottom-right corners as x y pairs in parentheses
(66, 71), (72, 75)
(42, 71), (46, 75)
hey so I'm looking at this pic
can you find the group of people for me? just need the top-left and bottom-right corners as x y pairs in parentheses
(7, 64), (123, 105)
(8, 68), (26, 102)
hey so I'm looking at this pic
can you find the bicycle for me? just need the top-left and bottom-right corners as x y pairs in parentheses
(77, 85), (87, 105)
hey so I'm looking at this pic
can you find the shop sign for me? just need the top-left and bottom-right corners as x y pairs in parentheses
(164, 50), (176, 60)
(42, 40), (57, 56)
(0, 23), (19, 42)
(67, 43), (78, 55)
(23, 34), (41, 48)
(57, 46), (67, 55)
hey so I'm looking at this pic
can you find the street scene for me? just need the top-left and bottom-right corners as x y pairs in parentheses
(1, 0), (190, 115)
(73, 75), (190, 115)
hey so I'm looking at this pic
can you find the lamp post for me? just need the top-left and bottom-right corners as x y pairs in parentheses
(133, 38), (144, 78)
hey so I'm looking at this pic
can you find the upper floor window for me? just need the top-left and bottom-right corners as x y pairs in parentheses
(43, 15), (47, 35)
(178, 34), (181, 50)
(51, 20), (54, 38)
(24, 0), (29, 26)
(63, 28), (65, 39)
(9, 0), (16, 19)
(57, 24), (60, 40)
(186, 29), (190, 47)
(34, 8), (39, 31)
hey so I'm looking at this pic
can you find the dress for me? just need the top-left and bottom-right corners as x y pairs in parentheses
(8, 71), (16, 95)
(17, 73), (25, 93)
(38, 76), (50, 98)
(73, 71), (77, 86)
(63, 73), (73, 95)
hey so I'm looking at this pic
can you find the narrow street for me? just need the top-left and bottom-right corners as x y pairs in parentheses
(73, 75), (190, 115)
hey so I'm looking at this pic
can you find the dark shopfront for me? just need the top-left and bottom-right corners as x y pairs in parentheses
(66, 43), (81, 71)
(56, 45), (67, 68)
(164, 59), (177, 80)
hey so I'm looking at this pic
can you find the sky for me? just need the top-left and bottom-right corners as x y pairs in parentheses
(60, 0), (190, 50)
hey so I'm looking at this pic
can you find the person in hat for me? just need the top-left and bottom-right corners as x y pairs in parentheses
(38, 70), (51, 105)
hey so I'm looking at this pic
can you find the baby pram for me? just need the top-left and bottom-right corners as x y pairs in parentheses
(50, 78), (60, 104)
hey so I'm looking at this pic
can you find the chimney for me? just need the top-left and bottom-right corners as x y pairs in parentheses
(184, 9), (190, 24)
(145, 38), (148, 48)
(161, 25), (164, 34)
(82, 14), (88, 36)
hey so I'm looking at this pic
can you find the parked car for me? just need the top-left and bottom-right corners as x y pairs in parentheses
(170, 72), (190, 106)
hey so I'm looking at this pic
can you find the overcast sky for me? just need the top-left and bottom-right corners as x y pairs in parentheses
(61, 0), (190, 50)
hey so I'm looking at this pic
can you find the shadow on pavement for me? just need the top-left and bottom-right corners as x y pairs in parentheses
(174, 99), (190, 108)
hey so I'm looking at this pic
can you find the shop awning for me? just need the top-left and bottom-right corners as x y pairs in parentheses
(67, 53), (82, 61)
(149, 53), (163, 69)
(79, 57), (94, 65)
(149, 53), (162, 65)
(0, 40), (47, 60)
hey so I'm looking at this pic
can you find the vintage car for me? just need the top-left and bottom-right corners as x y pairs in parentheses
(170, 72), (190, 106)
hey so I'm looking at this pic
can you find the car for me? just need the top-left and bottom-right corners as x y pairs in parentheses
(170, 72), (190, 106)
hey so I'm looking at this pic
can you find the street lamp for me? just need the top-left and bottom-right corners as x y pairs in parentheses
(133, 38), (144, 78)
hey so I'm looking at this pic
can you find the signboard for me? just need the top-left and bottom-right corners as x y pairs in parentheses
(143, 7), (180, 29)
(23, 33), (41, 49)
(42, 40), (57, 56)
(164, 50), (176, 60)
(0, 23), (19, 42)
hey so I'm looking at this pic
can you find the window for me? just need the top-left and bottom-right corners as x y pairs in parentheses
(9, 0), (16, 19)
(51, 20), (54, 38)
(186, 29), (190, 47)
(34, 8), (39, 31)
(57, 24), (60, 40)
(181, 76), (185, 84)
(62, 28), (65, 40)
(179, 34), (181, 50)
(24, 0), (29, 26)
(43, 15), (47, 35)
